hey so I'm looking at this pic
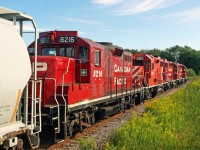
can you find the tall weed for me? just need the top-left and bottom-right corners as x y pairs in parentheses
(106, 79), (200, 150)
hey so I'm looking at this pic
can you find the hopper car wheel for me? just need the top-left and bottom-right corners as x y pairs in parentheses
(17, 138), (23, 150)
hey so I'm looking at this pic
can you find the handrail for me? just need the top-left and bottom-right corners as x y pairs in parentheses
(61, 58), (73, 124)
(66, 58), (72, 73)
(26, 79), (42, 135)
(45, 78), (60, 133)
(163, 73), (169, 81)
(132, 75), (143, 87)
(144, 72), (150, 84)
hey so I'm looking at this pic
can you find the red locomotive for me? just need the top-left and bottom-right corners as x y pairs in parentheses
(27, 30), (187, 146)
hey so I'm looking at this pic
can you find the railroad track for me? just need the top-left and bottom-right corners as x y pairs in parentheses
(48, 82), (189, 150)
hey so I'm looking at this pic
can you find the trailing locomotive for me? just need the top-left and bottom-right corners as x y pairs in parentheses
(27, 30), (187, 146)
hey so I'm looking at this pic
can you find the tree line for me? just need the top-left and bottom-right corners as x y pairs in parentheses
(126, 45), (200, 76)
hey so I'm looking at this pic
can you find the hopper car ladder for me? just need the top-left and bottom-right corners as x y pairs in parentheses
(31, 79), (42, 149)
(23, 79), (42, 149)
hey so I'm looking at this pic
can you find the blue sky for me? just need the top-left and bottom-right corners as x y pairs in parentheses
(1, 0), (200, 50)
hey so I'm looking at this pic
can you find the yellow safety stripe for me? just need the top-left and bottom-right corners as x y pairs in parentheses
(10, 89), (21, 123)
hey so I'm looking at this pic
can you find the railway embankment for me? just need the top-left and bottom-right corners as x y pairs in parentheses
(105, 78), (200, 150)
(48, 79), (199, 150)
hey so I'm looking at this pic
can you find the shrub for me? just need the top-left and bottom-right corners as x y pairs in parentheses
(78, 137), (97, 150)
(186, 68), (196, 77)
(106, 79), (200, 150)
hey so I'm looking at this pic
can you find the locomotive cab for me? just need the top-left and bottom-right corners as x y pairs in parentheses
(28, 31), (108, 107)
(163, 59), (169, 82)
(133, 54), (155, 87)
(177, 64), (187, 83)
(153, 57), (165, 85)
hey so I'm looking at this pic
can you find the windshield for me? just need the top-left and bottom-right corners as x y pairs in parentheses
(134, 60), (143, 66)
(59, 47), (75, 58)
(41, 48), (56, 56)
(28, 47), (35, 56)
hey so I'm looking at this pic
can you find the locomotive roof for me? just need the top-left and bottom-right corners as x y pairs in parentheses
(80, 37), (106, 49)
(80, 37), (126, 56)
(135, 53), (154, 60)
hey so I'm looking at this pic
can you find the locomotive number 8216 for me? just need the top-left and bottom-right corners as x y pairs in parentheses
(59, 36), (76, 43)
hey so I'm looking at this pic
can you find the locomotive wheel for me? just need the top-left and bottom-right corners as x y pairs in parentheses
(151, 89), (158, 98)
(90, 114), (95, 125)
(17, 138), (23, 149)
(39, 125), (55, 149)
(67, 123), (73, 136)
(120, 104), (125, 112)
(79, 112), (83, 133)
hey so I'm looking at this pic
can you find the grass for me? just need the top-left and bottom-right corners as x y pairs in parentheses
(78, 137), (97, 150)
(105, 79), (200, 150)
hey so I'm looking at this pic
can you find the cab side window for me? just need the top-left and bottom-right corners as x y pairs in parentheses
(145, 61), (150, 70)
(79, 46), (89, 60)
(94, 50), (100, 66)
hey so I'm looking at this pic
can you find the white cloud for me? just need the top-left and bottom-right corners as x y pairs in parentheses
(116, 0), (183, 15)
(91, 0), (183, 15)
(91, 0), (122, 5)
(162, 7), (200, 22)
(60, 17), (103, 26)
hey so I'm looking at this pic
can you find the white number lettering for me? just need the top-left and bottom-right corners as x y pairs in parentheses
(136, 57), (144, 60)
(70, 37), (75, 43)
(59, 36), (76, 43)
(40, 37), (49, 44)
(60, 37), (64, 43)
(93, 70), (103, 77)
(64, 37), (68, 42)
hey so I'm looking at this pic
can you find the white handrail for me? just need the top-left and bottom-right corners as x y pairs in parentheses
(45, 78), (60, 133)
(61, 58), (72, 124)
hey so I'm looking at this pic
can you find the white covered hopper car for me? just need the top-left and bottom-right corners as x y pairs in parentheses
(0, 7), (40, 149)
